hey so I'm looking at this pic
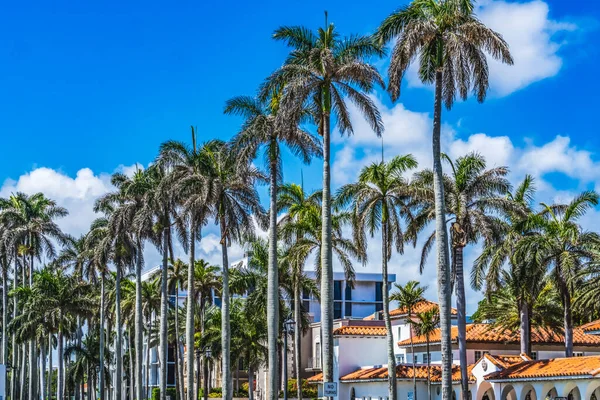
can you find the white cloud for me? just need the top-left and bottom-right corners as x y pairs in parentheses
(404, 0), (577, 96)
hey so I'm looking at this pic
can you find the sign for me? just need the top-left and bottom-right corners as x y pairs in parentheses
(408, 391), (414, 400)
(324, 382), (338, 397)
(0, 364), (5, 400)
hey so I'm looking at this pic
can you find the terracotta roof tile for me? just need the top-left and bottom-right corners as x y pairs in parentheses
(306, 373), (323, 383)
(483, 354), (531, 369)
(485, 355), (600, 380)
(340, 364), (475, 383)
(365, 300), (457, 320)
(398, 323), (600, 347)
(333, 326), (387, 337)
(581, 319), (600, 332)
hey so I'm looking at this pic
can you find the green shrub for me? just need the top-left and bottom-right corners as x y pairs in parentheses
(279, 379), (318, 398)
(152, 387), (178, 400)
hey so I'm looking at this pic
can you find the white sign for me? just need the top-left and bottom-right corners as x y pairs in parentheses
(324, 382), (338, 397)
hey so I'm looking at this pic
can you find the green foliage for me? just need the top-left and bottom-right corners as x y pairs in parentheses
(280, 379), (318, 399)
(151, 387), (178, 400)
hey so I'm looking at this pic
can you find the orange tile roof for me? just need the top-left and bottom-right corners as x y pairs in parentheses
(364, 300), (457, 321)
(397, 324), (600, 347)
(340, 364), (475, 383)
(333, 326), (387, 337)
(581, 319), (600, 332)
(306, 373), (323, 383)
(485, 355), (600, 381)
(483, 354), (531, 369)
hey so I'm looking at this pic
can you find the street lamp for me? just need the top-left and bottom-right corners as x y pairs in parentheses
(283, 318), (296, 400)
(203, 347), (212, 400)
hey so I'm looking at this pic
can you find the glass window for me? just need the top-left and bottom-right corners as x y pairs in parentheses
(345, 302), (352, 318)
(375, 282), (383, 302)
(345, 284), (352, 300)
(574, 352), (584, 357)
(167, 362), (176, 385)
(303, 300), (310, 312)
(530, 352), (537, 360)
(474, 351), (482, 361)
(334, 302), (342, 319)
(375, 303), (383, 312)
(395, 354), (405, 363)
(334, 281), (342, 300)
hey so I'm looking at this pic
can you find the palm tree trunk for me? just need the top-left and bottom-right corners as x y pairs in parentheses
(519, 302), (530, 355)
(115, 264), (124, 400)
(248, 364), (254, 400)
(426, 339), (431, 400)
(29, 252), (37, 400)
(99, 271), (106, 400)
(410, 313), (416, 400)
(203, 355), (209, 400)
(48, 334), (52, 400)
(11, 255), (18, 400)
(294, 282), (302, 400)
(160, 226), (170, 400)
(175, 281), (184, 400)
(268, 153), (280, 400)
(136, 239), (145, 400)
(58, 329), (64, 400)
(1, 262), (7, 365)
(220, 215), (232, 400)
(453, 245), (468, 400)
(432, 70), (453, 400)
(186, 225), (196, 400)
(40, 339), (46, 400)
(146, 317), (152, 399)
(320, 111), (334, 397)
(562, 284), (574, 357)
(381, 220), (397, 400)
(20, 342), (26, 400)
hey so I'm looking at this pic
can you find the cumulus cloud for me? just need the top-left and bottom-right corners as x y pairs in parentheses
(404, 0), (577, 96)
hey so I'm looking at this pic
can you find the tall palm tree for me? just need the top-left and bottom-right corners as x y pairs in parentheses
(376, 2), (513, 397)
(516, 191), (600, 356)
(156, 128), (210, 400)
(409, 153), (512, 394)
(409, 310), (440, 400)
(167, 258), (187, 398)
(226, 91), (321, 400)
(202, 139), (266, 400)
(390, 280), (427, 400)
(266, 18), (385, 393)
(337, 155), (418, 400)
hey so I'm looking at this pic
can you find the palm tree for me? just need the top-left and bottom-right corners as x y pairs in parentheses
(226, 91), (321, 400)
(390, 281), (427, 400)
(266, 18), (385, 394)
(337, 154), (418, 400)
(409, 153), (512, 394)
(202, 139), (266, 400)
(167, 258), (187, 398)
(156, 128), (210, 400)
(409, 310), (440, 400)
(375, 2), (513, 397)
(471, 270), (562, 349)
(516, 191), (600, 356)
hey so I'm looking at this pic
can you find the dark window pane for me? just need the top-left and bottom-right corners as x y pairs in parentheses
(168, 346), (176, 362)
(345, 284), (352, 301)
(375, 303), (383, 312)
(334, 281), (342, 300)
(375, 282), (383, 302)
(167, 362), (176, 385)
(345, 302), (352, 317)
(303, 300), (310, 312)
(334, 302), (342, 319)
(303, 288), (310, 299)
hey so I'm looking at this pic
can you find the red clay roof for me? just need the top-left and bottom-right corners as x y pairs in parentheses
(340, 364), (475, 383)
(485, 355), (600, 381)
(398, 324), (600, 347)
(306, 373), (323, 383)
(483, 354), (531, 369)
(333, 326), (387, 337)
(364, 300), (457, 321)
(581, 319), (600, 332)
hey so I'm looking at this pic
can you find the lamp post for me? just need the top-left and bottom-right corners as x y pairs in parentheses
(283, 318), (296, 400)
(203, 347), (212, 400)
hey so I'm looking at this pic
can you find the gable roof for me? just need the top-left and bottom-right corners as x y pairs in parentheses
(333, 325), (387, 337)
(581, 319), (600, 333)
(340, 364), (475, 383)
(397, 324), (600, 347)
(364, 300), (457, 321)
(485, 355), (600, 381)
(483, 353), (532, 369)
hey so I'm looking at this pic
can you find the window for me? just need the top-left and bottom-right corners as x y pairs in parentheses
(315, 343), (321, 368)
(530, 352), (537, 360)
(345, 284), (352, 300)
(334, 302), (342, 319)
(397, 326), (402, 338)
(574, 352), (584, 357)
(395, 354), (405, 364)
(375, 303), (383, 312)
(334, 281), (343, 301)
(375, 282), (383, 302)
(423, 353), (429, 363)
(474, 351), (482, 361)
(345, 302), (352, 318)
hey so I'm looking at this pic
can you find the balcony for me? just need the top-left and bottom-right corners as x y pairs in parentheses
(305, 357), (322, 372)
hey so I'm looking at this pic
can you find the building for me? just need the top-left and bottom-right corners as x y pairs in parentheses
(306, 303), (600, 400)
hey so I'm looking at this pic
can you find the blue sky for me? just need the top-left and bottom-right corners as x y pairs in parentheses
(1, 0), (599, 311)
